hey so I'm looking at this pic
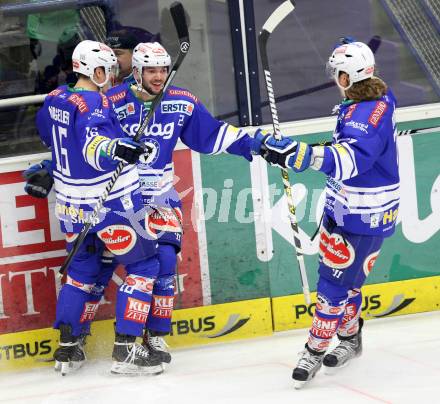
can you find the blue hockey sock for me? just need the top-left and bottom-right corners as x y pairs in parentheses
(146, 244), (177, 334)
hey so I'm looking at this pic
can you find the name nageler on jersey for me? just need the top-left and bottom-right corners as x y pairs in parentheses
(161, 100), (194, 116)
(48, 106), (70, 125)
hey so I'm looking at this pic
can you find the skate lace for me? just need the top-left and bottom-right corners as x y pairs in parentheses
(126, 342), (149, 364)
(331, 340), (356, 358)
(149, 335), (169, 352)
(297, 350), (323, 372)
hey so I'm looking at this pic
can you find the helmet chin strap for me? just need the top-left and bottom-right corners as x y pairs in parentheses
(334, 70), (353, 91)
(90, 70), (110, 90)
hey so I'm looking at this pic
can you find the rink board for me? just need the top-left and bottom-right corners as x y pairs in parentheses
(0, 297), (272, 372)
(272, 275), (440, 331)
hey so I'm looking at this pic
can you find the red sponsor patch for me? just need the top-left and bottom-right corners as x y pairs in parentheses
(147, 207), (183, 234)
(368, 101), (387, 127)
(124, 297), (150, 324)
(125, 277), (136, 286)
(320, 232), (355, 269)
(100, 93), (109, 108)
(344, 103), (358, 120)
(151, 295), (174, 319)
(48, 88), (63, 97)
(127, 103), (135, 113)
(342, 303), (357, 323)
(65, 233), (78, 243)
(311, 314), (339, 339)
(168, 89), (198, 103)
(71, 279), (84, 288)
(108, 91), (126, 103)
(80, 302), (99, 323)
(72, 60), (80, 70)
(363, 250), (380, 276)
(124, 275), (154, 293)
(335, 45), (348, 54)
(318, 340), (330, 349)
(330, 307), (343, 315)
(67, 93), (89, 114)
(99, 43), (112, 52)
(97, 225), (136, 255)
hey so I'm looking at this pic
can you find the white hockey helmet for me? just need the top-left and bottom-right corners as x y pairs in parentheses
(132, 42), (171, 72)
(326, 42), (375, 90)
(72, 40), (118, 88)
(132, 42), (171, 92)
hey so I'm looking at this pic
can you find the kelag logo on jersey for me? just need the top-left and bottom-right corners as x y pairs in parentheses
(161, 100), (194, 116)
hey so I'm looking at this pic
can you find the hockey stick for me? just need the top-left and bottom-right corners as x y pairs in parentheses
(215, 35), (382, 121)
(309, 124), (440, 147)
(259, 0), (311, 304)
(78, 5), (108, 42)
(58, 1), (190, 275)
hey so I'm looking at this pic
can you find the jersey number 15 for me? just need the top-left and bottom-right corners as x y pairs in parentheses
(52, 124), (71, 176)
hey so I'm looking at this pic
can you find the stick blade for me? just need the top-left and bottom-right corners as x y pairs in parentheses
(368, 35), (382, 54)
(170, 2), (189, 41)
(261, 0), (295, 34)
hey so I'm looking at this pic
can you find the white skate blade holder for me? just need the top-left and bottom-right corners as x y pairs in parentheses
(110, 361), (164, 376)
(54, 360), (84, 376)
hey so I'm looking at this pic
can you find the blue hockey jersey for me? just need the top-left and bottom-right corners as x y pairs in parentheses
(318, 90), (400, 237)
(36, 85), (143, 233)
(106, 83), (255, 209)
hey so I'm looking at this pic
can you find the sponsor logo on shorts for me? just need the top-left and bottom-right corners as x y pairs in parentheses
(363, 250), (380, 277)
(151, 295), (174, 318)
(124, 297), (150, 323)
(80, 302), (100, 323)
(97, 225), (137, 255)
(320, 231), (355, 269)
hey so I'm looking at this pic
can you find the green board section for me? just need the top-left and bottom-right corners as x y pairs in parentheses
(201, 118), (440, 303)
(200, 154), (271, 303)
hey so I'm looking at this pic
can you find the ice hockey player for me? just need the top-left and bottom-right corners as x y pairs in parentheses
(258, 39), (399, 388)
(105, 26), (159, 85)
(34, 39), (165, 376)
(100, 41), (267, 367)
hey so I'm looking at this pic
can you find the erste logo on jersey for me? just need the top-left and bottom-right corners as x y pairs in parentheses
(97, 225), (137, 255)
(161, 100), (194, 116)
(115, 102), (135, 120)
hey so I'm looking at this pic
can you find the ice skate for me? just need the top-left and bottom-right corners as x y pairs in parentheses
(53, 324), (86, 376)
(111, 333), (163, 375)
(292, 346), (324, 389)
(143, 330), (172, 364)
(323, 326), (362, 374)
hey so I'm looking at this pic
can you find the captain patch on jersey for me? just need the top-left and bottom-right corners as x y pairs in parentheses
(161, 100), (194, 116)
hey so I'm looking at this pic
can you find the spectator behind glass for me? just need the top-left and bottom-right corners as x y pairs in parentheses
(106, 26), (160, 85)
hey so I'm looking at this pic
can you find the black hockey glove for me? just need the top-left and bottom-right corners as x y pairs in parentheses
(22, 159), (54, 198)
(106, 137), (146, 164)
(260, 136), (312, 172)
(259, 136), (298, 169)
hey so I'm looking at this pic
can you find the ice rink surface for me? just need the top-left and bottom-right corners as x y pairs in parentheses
(1, 311), (440, 404)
